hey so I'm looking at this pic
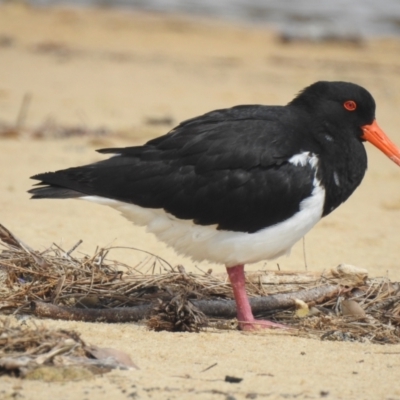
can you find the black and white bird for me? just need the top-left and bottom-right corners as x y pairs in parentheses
(29, 81), (400, 330)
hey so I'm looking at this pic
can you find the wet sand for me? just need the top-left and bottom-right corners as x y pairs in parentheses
(1, 3), (400, 399)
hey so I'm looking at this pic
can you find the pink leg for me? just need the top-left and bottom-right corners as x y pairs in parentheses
(227, 264), (288, 331)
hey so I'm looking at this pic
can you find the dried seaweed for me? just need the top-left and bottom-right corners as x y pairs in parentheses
(0, 318), (137, 379)
(1, 224), (400, 343)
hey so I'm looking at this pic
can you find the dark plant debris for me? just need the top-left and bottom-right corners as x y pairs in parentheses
(0, 223), (400, 343)
(147, 294), (208, 332)
(225, 375), (243, 383)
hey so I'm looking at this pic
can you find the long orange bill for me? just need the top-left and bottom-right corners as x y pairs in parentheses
(361, 120), (400, 166)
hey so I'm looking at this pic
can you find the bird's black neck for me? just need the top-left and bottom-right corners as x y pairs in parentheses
(312, 122), (367, 217)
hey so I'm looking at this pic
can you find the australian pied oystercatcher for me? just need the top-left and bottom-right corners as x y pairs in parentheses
(29, 81), (400, 330)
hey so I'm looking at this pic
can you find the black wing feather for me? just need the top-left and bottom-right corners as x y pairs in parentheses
(30, 105), (317, 233)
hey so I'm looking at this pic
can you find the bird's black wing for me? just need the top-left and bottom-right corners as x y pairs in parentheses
(30, 105), (317, 233)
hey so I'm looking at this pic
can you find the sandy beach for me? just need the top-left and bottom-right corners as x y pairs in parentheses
(1, 3), (400, 399)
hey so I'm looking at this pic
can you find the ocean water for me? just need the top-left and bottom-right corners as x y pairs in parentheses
(21, 0), (400, 38)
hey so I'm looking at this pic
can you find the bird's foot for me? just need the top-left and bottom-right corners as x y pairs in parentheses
(239, 319), (289, 331)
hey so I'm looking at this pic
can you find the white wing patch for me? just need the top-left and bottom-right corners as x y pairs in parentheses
(289, 151), (319, 169)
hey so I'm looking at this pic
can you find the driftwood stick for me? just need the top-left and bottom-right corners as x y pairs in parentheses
(31, 301), (152, 322)
(15, 93), (32, 128)
(31, 284), (339, 323)
(193, 284), (339, 318)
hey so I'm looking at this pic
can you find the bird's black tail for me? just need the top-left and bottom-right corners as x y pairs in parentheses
(29, 185), (83, 199)
(29, 169), (89, 199)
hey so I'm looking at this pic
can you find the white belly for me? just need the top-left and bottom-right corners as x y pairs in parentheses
(82, 181), (324, 266)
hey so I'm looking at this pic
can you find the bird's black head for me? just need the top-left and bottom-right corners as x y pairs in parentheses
(290, 81), (400, 166)
(289, 81), (376, 131)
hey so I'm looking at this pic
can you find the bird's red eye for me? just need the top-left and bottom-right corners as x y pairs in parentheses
(344, 100), (357, 111)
